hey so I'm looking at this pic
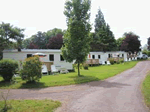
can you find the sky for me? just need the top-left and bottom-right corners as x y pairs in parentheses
(0, 0), (150, 47)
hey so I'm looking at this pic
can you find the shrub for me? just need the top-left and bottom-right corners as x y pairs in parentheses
(20, 56), (42, 82)
(119, 58), (124, 63)
(147, 51), (150, 57)
(83, 63), (89, 70)
(0, 59), (18, 81)
(116, 61), (120, 64)
(109, 58), (115, 65)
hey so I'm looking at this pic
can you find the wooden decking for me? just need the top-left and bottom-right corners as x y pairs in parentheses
(86, 59), (99, 65)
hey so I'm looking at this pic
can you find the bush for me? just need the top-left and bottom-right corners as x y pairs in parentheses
(119, 58), (124, 63)
(0, 59), (18, 81)
(83, 63), (89, 70)
(147, 51), (150, 57)
(109, 58), (115, 65)
(20, 56), (42, 82)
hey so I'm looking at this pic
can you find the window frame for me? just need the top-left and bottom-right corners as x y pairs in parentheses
(98, 55), (101, 59)
(49, 54), (54, 61)
(92, 55), (95, 59)
(60, 55), (65, 61)
(27, 54), (32, 58)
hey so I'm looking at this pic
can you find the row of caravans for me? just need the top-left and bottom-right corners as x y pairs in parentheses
(3, 49), (128, 71)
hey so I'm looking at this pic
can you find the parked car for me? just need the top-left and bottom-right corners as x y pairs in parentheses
(137, 54), (148, 59)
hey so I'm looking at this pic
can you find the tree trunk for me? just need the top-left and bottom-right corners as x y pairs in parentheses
(78, 63), (80, 77)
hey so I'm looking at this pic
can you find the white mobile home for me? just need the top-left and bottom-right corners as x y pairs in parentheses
(88, 51), (128, 61)
(3, 49), (74, 71)
(86, 51), (128, 64)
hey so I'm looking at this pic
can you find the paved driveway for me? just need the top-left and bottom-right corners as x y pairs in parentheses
(0, 61), (150, 112)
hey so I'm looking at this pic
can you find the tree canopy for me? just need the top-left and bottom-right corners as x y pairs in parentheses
(0, 22), (24, 51)
(62, 0), (91, 76)
(120, 32), (141, 53)
(93, 8), (116, 51)
(22, 28), (64, 49)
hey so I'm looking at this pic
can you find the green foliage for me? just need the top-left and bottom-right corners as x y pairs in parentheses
(94, 8), (116, 51)
(147, 51), (150, 57)
(142, 50), (147, 54)
(0, 61), (138, 89)
(0, 59), (18, 81)
(116, 37), (125, 50)
(142, 72), (150, 108)
(20, 56), (42, 82)
(119, 58), (124, 63)
(62, 0), (91, 76)
(0, 99), (61, 112)
(83, 63), (89, 70)
(109, 58), (115, 65)
(0, 22), (24, 51)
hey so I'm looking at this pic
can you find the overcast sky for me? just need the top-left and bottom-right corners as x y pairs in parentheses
(0, 0), (150, 47)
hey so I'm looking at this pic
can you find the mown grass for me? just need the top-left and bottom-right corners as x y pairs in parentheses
(0, 99), (61, 112)
(0, 61), (138, 89)
(142, 71), (150, 108)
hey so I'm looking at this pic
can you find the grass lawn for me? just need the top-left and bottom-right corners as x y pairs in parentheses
(0, 99), (61, 112)
(0, 61), (138, 89)
(142, 71), (150, 108)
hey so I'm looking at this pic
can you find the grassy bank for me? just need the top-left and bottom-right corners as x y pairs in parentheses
(142, 71), (150, 108)
(0, 99), (61, 112)
(0, 61), (138, 89)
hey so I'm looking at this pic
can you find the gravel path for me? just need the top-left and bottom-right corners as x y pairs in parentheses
(0, 61), (150, 112)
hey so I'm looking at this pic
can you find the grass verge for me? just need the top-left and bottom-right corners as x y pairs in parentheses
(142, 71), (150, 108)
(0, 99), (61, 112)
(0, 61), (138, 89)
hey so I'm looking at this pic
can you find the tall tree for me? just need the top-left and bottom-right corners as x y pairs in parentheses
(147, 37), (150, 50)
(94, 8), (106, 33)
(0, 22), (24, 50)
(94, 8), (116, 51)
(120, 32), (141, 53)
(116, 37), (125, 50)
(31, 31), (46, 49)
(62, 0), (91, 76)
(0, 22), (24, 59)
(47, 34), (63, 49)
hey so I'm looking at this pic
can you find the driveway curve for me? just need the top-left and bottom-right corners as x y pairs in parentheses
(1, 61), (150, 112)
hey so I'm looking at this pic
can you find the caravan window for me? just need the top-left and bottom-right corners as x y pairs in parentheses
(60, 55), (64, 61)
(98, 55), (101, 59)
(27, 54), (32, 58)
(49, 54), (54, 61)
(92, 55), (95, 59)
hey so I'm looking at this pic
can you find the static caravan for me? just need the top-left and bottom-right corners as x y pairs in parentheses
(87, 51), (128, 65)
(3, 49), (74, 71)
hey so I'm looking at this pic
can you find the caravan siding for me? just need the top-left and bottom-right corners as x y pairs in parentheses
(88, 51), (128, 62)
(3, 50), (73, 70)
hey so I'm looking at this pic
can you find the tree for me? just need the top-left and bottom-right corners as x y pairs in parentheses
(120, 32), (141, 53)
(0, 22), (24, 59)
(22, 38), (32, 49)
(116, 37), (125, 50)
(30, 31), (46, 49)
(47, 34), (63, 49)
(94, 8), (106, 33)
(94, 8), (116, 51)
(0, 22), (24, 50)
(147, 37), (150, 50)
(62, 0), (91, 76)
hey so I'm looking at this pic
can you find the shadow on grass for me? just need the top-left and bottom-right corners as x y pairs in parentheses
(69, 75), (100, 84)
(0, 80), (13, 88)
(19, 81), (47, 89)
